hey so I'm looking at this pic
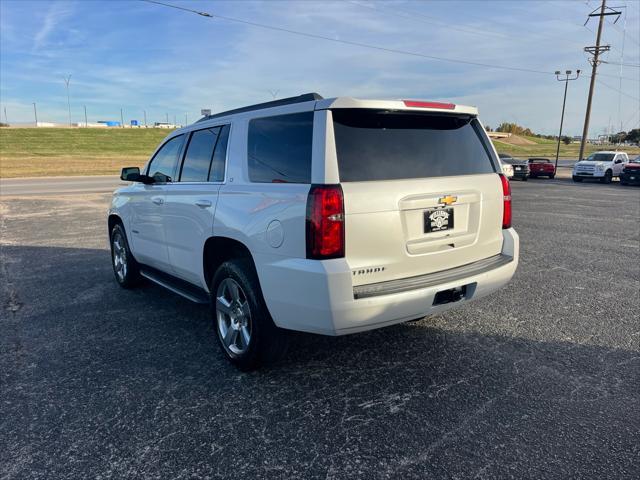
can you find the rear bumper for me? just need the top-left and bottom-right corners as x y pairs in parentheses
(256, 228), (519, 336)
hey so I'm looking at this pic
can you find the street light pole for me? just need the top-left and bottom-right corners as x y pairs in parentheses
(554, 70), (580, 171)
(33, 102), (38, 126)
(84, 105), (88, 127)
(63, 75), (72, 126)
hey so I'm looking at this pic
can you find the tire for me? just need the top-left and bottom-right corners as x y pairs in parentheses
(549, 174), (555, 179)
(572, 176), (582, 182)
(210, 259), (288, 371)
(620, 178), (627, 186)
(522, 176), (528, 181)
(110, 223), (141, 288)
(601, 170), (613, 184)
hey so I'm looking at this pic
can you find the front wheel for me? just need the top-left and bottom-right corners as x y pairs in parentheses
(110, 223), (141, 288)
(211, 259), (288, 371)
(600, 170), (613, 184)
(522, 176), (528, 181)
(573, 176), (583, 182)
(549, 174), (555, 179)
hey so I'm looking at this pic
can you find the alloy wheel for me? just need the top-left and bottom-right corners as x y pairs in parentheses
(216, 278), (252, 355)
(112, 232), (128, 282)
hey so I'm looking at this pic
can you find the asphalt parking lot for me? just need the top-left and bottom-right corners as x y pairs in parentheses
(1, 178), (639, 479)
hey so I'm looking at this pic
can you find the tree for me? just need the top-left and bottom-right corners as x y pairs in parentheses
(562, 136), (572, 145)
(496, 122), (535, 137)
(610, 131), (627, 144)
(625, 128), (640, 144)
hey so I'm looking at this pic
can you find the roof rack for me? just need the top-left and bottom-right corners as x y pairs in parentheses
(196, 92), (323, 123)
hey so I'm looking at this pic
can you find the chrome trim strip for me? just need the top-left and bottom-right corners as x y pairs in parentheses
(353, 254), (513, 299)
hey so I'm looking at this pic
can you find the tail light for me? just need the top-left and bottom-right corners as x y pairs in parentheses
(306, 185), (345, 259)
(499, 174), (512, 229)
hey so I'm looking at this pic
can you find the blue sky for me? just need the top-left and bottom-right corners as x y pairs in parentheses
(1, 0), (638, 136)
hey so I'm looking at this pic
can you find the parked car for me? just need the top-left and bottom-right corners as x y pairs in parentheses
(108, 93), (519, 370)
(528, 158), (556, 179)
(572, 151), (629, 183)
(619, 156), (640, 186)
(498, 154), (529, 181)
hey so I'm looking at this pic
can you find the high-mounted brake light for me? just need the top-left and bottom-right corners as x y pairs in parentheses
(403, 100), (456, 110)
(499, 174), (512, 229)
(306, 185), (345, 259)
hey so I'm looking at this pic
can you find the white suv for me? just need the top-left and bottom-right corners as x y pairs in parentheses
(573, 151), (629, 183)
(108, 94), (519, 370)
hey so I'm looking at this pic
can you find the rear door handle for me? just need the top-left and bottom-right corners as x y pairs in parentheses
(151, 196), (164, 205)
(195, 199), (212, 208)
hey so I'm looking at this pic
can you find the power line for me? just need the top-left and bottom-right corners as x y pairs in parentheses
(140, 0), (554, 76)
(601, 60), (640, 67)
(597, 78), (640, 101)
(140, 0), (640, 88)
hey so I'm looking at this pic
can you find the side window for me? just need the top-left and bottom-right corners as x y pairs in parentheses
(210, 124), (230, 182)
(180, 127), (220, 182)
(247, 112), (313, 183)
(147, 135), (184, 183)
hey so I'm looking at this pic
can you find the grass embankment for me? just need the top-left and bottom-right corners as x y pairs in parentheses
(0, 128), (173, 178)
(1, 128), (639, 178)
(492, 135), (639, 158)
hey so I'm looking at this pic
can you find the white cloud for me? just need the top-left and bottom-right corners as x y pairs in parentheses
(32, 1), (74, 51)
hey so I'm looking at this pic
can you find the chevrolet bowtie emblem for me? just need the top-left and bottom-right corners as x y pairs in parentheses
(439, 195), (457, 206)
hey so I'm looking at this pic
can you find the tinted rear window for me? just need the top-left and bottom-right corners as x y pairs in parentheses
(332, 109), (496, 182)
(247, 112), (313, 183)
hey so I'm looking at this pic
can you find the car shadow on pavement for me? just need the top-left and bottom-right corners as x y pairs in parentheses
(1, 245), (638, 479)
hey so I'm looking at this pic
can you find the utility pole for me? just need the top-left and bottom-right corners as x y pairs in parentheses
(33, 102), (38, 126)
(579, 0), (620, 160)
(120, 108), (125, 128)
(143, 110), (147, 127)
(63, 75), (72, 127)
(84, 105), (88, 127)
(3, 107), (7, 125)
(166, 112), (169, 124)
(554, 70), (580, 171)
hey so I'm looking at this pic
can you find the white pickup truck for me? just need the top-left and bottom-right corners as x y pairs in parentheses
(108, 93), (519, 370)
(573, 151), (630, 183)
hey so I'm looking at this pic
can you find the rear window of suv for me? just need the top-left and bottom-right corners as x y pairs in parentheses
(248, 112), (313, 183)
(332, 109), (496, 182)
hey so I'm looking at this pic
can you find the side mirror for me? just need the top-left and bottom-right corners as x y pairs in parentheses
(615, 159), (622, 164)
(121, 167), (141, 181)
(120, 167), (154, 184)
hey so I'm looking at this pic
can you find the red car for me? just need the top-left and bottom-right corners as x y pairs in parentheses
(528, 158), (556, 179)
(620, 157), (640, 186)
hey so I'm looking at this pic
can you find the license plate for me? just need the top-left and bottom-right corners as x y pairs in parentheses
(424, 207), (454, 233)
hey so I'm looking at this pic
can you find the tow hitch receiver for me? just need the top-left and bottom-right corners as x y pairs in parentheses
(433, 285), (468, 306)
